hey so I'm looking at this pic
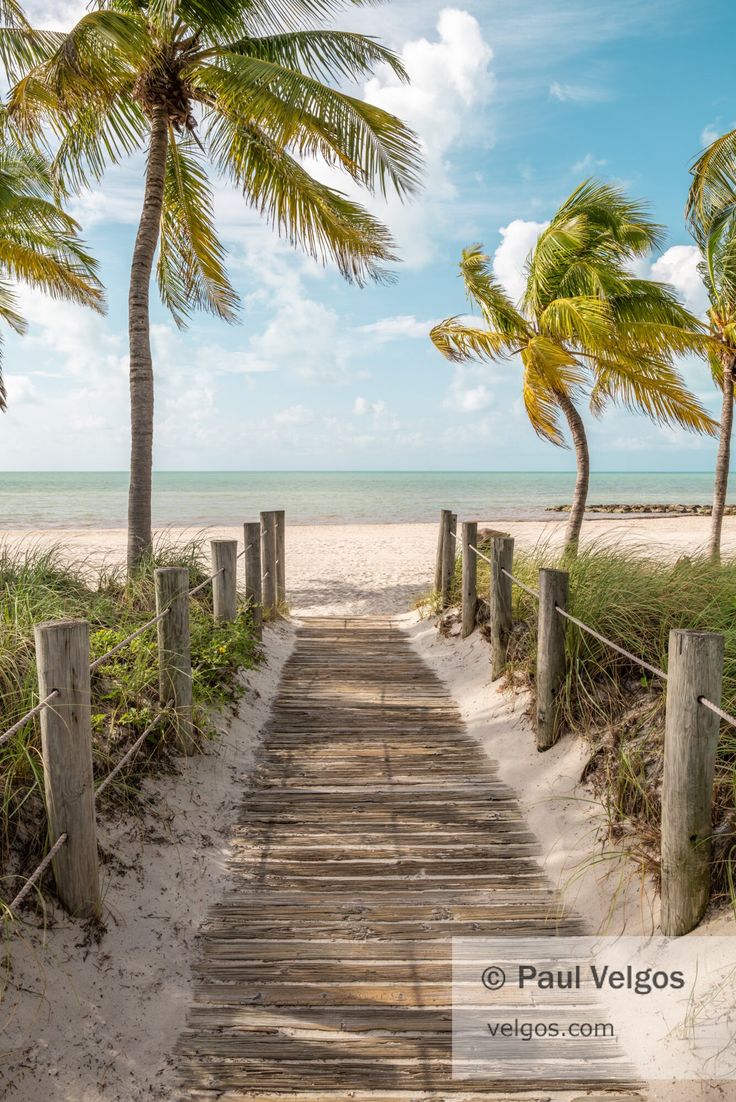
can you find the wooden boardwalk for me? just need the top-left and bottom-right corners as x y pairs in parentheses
(177, 616), (634, 1100)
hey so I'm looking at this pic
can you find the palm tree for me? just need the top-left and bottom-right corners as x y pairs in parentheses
(688, 137), (736, 560)
(0, 140), (103, 410)
(431, 181), (716, 553)
(1, 0), (421, 574)
(686, 207), (736, 560)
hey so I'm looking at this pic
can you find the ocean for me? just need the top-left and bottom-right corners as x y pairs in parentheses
(0, 471), (728, 528)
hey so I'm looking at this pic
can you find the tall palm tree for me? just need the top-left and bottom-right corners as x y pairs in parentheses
(0, 140), (103, 410)
(688, 137), (736, 560)
(686, 208), (736, 560)
(1, 0), (421, 574)
(431, 181), (716, 553)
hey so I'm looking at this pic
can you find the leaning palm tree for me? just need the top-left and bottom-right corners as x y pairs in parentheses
(1, 0), (421, 574)
(0, 140), (103, 409)
(432, 181), (716, 553)
(686, 206), (736, 560)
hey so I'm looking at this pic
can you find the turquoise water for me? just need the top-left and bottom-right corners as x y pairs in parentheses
(0, 471), (729, 528)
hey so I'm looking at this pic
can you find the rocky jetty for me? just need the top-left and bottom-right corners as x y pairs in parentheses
(546, 503), (736, 516)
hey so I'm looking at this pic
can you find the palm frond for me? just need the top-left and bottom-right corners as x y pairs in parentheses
(157, 134), (239, 326)
(224, 29), (408, 84)
(206, 112), (397, 284)
(688, 128), (736, 233)
(457, 244), (529, 338)
(429, 316), (516, 364)
(195, 52), (422, 198)
(539, 295), (612, 347)
(590, 354), (717, 435)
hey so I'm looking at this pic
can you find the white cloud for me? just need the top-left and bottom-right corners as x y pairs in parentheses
(443, 368), (494, 413)
(358, 8), (494, 266)
(357, 315), (434, 341)
(4, 375), (39, 406)
(571, 152), (608, 174)
(549, 81), (611, 103)
(353, 396), (388, 417)
(650, 245), (709, 317)
(22, 0), (87, 29)
(701, 123), (721, 147)
(273, 404), (313, 426)
(492, 219), (548, 302)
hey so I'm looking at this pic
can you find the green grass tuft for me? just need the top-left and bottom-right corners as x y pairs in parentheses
(450, 539), (736, 907)
(0, 538), (261, 910)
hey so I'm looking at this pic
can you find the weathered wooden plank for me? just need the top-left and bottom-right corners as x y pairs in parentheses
(178, 615), (634, 1100)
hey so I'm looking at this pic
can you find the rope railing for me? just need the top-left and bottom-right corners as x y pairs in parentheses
(0, 690), (59, 747)
(6, 832), (68, 916)
(467, 542), (490, 564)
(2, 520), (279, 923)
(188, 567), (224, 599)
(435, 505), (736, 937)
(554, 605), (667, 682)
(502, 567), (540, 600)
(95, 712), (166, 801)
(699, 695), (736, 728)
(90, 610), (169, 673)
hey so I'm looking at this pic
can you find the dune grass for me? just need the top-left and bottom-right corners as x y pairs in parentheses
(0, 539), (261, 909)
(449, 540), (736, 905)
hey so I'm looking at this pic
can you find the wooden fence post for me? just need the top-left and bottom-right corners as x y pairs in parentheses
(536, 567), (569, 751)
(34, 619), (100, 918)
(260, 511), (277, 617)
(461, 521), (478, 638)
(154, 567), (195, 754)
(274, 509), (286, 606)
(244, 521), (263, 641)
(440, 512), (457, 609)
(210, 539), (237, 623)
(490, 536), (515, 680)
(435, 509), (451, 593)
(661, 629), (724, 936)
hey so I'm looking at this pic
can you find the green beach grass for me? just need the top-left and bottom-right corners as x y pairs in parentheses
(446, 540), (736, 907)
(0, 539), (261, 914)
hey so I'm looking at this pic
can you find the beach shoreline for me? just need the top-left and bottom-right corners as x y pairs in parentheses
(2, 515), (736, 616)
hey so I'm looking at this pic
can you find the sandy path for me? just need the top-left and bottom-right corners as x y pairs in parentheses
(2, 516), (736, 616)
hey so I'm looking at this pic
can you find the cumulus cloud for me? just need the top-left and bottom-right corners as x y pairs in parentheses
(358, 8), (494, 266)
(492, 219), (548, 302)
(650, 245), (709, 317)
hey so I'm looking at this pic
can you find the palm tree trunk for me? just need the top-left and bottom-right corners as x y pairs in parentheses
(556, 390), (590, 556)
(708, 352), (736, 562)
(127, 106), (168, 576)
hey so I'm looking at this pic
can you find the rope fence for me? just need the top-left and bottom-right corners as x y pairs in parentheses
(95, 712), (166, 802)
(90, 610), (170, 673)
(2, 511), (285, 923)
(6, 833), (68, 915)
(434, 506), (736, 937)
(0, 689), (59, 748)
(188, 567), (224, 599)
(554, 605), (667, 682)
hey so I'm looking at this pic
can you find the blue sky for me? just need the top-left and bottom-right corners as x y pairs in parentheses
(2, 0), (734, 471)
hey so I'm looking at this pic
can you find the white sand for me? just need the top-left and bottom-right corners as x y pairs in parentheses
(3, 515), (735, 1100)
(3, 513), (736, 616)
